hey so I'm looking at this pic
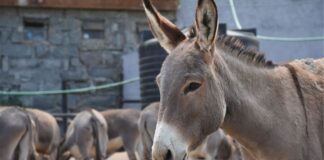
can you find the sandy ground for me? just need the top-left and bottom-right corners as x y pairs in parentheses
(108, 152), (129, 160)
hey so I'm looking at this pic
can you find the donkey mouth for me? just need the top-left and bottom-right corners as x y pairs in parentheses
(182, 153), (187, 160)
(166, 150), (172, 160)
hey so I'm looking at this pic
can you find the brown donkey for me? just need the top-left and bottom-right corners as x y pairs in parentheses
(27, 108), (61, 160)
(136, 102), (242, 160)
(143, 0), (324, 159)
(100, 108), (140, 160)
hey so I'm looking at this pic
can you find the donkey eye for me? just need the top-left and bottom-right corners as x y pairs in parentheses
(184, 82), (201, 94)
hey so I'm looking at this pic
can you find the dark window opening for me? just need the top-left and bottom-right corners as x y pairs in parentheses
(23, 17), (48, 41)
(82, 20), (105, 39)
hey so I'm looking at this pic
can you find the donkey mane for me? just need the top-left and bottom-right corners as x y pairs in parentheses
(218, 36), (275, 67)
(186, 26), (275, 68)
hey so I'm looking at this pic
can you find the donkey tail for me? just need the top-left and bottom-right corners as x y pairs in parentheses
(18, 110), (37, 160)
(90, 113), (102, 160)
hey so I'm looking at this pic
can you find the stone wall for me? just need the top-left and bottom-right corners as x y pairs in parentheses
(0, 7), (175, 112)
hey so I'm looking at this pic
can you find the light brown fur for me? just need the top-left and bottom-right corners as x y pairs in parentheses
(143, 0), (324, 159)
(27, 108), (61, 160)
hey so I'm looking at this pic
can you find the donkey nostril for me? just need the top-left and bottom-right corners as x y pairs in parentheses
(182, 153), (187, 160)
(166, 150), (172, 160)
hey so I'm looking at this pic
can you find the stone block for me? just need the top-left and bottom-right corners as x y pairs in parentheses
(69, 94), (120, 111)
(20, 82), (39, 91)
(9, 58), (40, 69)
(80, 39), (106, 51)
(0, 16), (20, 28)
(49, 28), (63, 45)
(40, 59), (62, 69)
(0, 27), (12, 42)
(11, 27), (25, 43)
(113, 32), (125, 50)
(101, 53), (115, 66)
(0, 8), (18, 17)
(69, 29), (82, 44)
(50, 17), (65, 30)
(49, 28), (70, 45)
(4, 44), (34, 58)
(61, 68), (88, 81)
(63, 59), (69, 70)
(33, 95), (61, 110)
(64, 18), (81, 31)
(35, 44), (49, 58)
(0, 71), (15, 84)
(70, 58), (82, 67)
(32, 69), (61, 82)
(19, 96), (34, 107)
(88, 67), (119, 79)
(72, 81), (90, 87)
(80, 51), (104, 67)
(11, 69), (35, 82)
(49, 46), (78, 58)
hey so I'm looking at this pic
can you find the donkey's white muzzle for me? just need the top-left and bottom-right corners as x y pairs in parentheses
(152, 122), (188, 160)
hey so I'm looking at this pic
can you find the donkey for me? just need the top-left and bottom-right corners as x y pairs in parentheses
(143, 0), (324, 159)
(136, 102), (242, 160)
(135, 102), (159, 160)
(100, 108), (140, 160)
(188, 131), (242, 160)
(59, 109), (108, 160)
(0, 107), (38, 160)
(26, 108), (61, 160)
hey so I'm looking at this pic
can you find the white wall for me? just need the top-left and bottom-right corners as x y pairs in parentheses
(176, 0), (324, 62)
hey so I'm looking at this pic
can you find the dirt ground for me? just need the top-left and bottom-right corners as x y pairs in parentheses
(108, 152), (129, 160)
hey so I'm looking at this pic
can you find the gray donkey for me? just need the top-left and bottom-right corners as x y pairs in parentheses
(143, 0), (324, 159)
(59, 109), (108, 160)
(0, 107), (38, 160)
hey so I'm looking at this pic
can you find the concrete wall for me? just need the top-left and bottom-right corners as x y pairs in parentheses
(176, 0), (324, 62)
(0, 7), (175, 112)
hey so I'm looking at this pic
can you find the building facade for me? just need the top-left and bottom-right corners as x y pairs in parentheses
(0, 0), (177, 112)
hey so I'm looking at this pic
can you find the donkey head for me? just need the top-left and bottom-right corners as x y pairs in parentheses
(143, 0), (226, 159)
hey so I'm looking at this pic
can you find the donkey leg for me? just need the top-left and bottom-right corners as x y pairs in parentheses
(125, 148), (137, 160)
(122, 136), (138, 160)
(48, 148), (58, 160)
(0, 133), (21, 160)
(18, 128), (36, 160)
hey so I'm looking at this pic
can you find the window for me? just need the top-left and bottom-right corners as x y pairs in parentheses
(82, 20), (105, 39)
(23, 17), (48, 41)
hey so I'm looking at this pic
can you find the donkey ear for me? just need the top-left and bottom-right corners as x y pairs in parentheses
(195, 0), (219, 48)
(143, 0), (186, 53)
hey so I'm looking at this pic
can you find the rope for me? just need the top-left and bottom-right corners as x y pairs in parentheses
(0, 77), (139, 96)
(229, 0), (242, 30)
(229, 0), (324, 41)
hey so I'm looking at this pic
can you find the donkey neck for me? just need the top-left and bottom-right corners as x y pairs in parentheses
(215, 48), (305, 159)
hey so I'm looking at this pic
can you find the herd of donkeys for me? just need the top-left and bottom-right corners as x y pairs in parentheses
(0, 103), (245, 160)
